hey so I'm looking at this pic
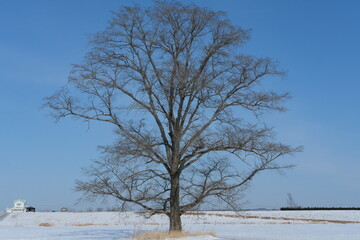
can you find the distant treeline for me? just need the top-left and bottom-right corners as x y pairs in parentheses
(281, 207), (360, 211)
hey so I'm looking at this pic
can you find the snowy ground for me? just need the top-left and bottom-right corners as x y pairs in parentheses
(0, 211), (359, 239)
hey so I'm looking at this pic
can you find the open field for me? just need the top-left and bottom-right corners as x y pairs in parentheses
(0, 211), (359, 239)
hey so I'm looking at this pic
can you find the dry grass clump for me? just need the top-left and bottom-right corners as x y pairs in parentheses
(39, 223), (53, 227)
(143, 222), (161, 226)
(132, 231), (216, 240)
(71, 223), (94, 226)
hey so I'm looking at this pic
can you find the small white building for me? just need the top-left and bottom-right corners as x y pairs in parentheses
(6, 200), (34, 213)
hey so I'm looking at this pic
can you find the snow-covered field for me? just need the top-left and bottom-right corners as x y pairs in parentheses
(0, 211), (359, 239)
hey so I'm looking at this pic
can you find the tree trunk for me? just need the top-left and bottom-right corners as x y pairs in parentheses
(169, 174), (182, 231)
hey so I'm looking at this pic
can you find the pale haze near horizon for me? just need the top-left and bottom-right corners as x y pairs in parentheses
(1, 0), (360, 211)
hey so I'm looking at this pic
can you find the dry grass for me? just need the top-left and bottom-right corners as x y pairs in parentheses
(132, 231), (216, 240)
(70, 223), (110, 226)
(266, 221), (292, 225)
(71, 223), (95, 226)
(143, 222), (161, 225)
(39, 223), (53, 227)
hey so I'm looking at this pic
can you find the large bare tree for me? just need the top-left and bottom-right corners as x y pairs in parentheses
(45, 1), (300, 231)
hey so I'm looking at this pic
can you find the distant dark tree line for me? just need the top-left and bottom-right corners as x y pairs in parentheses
(281, 207), (360, 211)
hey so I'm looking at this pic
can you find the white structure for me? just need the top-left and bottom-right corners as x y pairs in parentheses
(6, 200), (27, 213)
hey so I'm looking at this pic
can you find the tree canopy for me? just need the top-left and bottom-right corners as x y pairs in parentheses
(45, 1), (300, 231)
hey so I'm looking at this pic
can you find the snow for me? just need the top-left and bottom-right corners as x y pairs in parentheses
(239, 210), (360, 222)
(0, 226), (134, 240)
(0, 211), (359, 239)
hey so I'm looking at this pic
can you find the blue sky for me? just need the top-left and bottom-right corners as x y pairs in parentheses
(1, 0), (360, 211)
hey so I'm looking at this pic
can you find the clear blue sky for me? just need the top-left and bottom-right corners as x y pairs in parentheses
(1, 0), (360, 211)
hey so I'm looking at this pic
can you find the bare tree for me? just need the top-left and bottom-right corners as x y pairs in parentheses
(287, 193), (300, 208)
(45, 1), (300, 231)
